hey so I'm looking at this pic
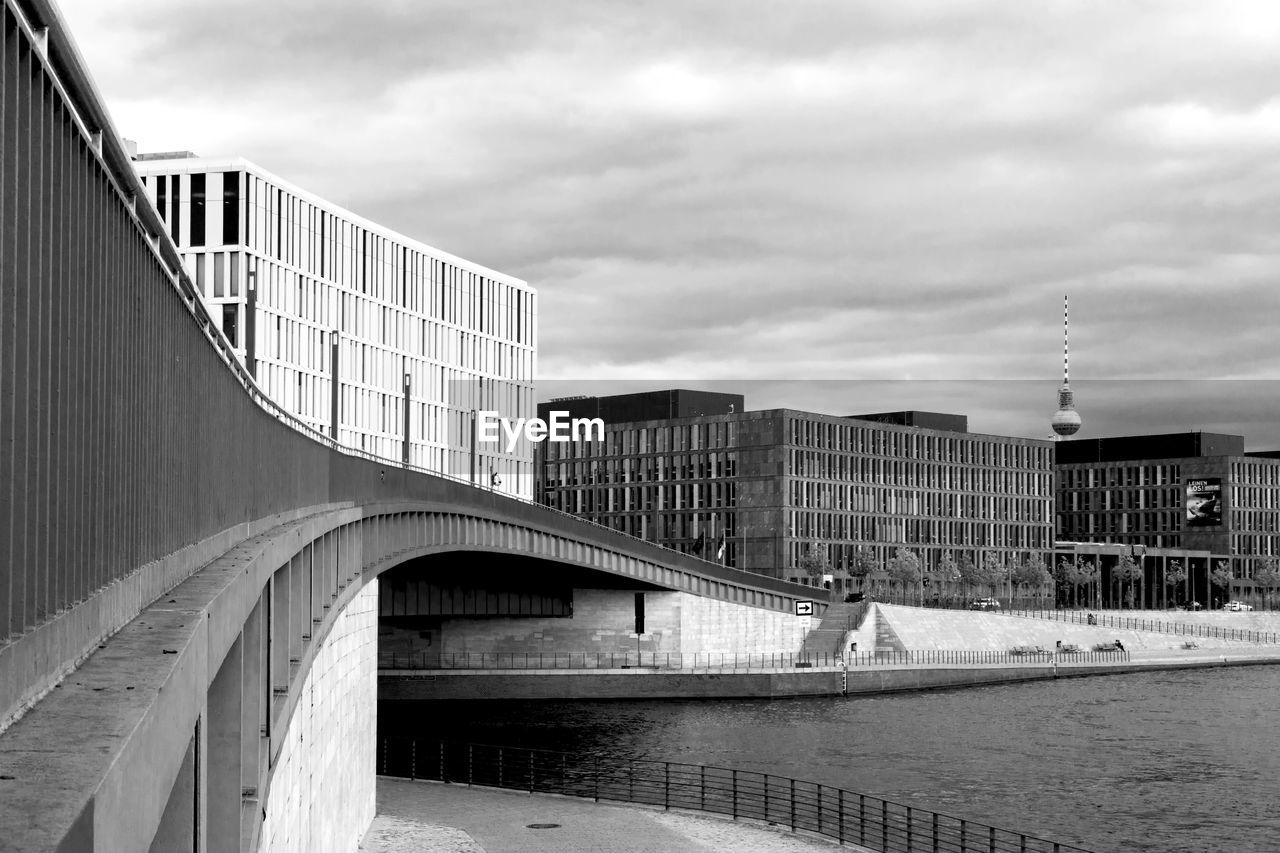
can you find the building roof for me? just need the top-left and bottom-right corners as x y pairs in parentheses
(1054, 432), (1245, 465)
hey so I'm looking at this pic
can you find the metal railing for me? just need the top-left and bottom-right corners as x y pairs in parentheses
(377, 648), (1132, 671)
(1000, 609), (1280, 645)
(378, 651), (844, 670)
(379, 740), (1096, 853)
(847, 649), (1129, 666)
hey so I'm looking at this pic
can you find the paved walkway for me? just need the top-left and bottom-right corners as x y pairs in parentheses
(361, 777), (855, 852)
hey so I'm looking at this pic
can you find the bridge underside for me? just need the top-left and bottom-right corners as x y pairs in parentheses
(0, 502), (818, 853)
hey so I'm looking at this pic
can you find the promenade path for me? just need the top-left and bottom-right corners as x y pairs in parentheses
(362, 778), (854, 852)
(860, 604), (1280, 655)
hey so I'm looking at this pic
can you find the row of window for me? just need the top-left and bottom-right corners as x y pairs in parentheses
(790, 450), (1051, 494)
(1056, 464), (1185, 489)
(539, 453), (739, 487)
(788, 417), (1050, 470)
(145, 170), (536, 347)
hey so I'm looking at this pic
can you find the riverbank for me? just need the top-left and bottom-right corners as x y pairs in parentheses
(380, 647), (1280, 701)
(380, 605), (1280, 701)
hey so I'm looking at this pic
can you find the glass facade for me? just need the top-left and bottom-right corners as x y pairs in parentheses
(138, 158), (537, 498)
(538, 408), (1054, 579)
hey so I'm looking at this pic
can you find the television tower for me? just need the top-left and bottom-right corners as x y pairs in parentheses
(1051, 296), (1082, 437)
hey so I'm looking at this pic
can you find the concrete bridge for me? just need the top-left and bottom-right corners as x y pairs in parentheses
(0, 2), (820, 850)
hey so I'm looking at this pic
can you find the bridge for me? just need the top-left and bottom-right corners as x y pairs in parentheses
(0, 2), (821, 850)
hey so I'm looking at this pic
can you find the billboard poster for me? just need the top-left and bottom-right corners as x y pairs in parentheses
(1185, 478), (1222, 527)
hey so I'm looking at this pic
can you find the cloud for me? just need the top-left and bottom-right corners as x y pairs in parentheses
(55, 0), (1280, 440)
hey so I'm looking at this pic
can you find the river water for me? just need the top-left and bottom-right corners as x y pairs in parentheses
(380, 665), (1280, 853)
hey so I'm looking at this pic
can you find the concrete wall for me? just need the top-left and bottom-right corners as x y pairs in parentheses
(412, 589), (807, 660)
(258, 583), (378, 853)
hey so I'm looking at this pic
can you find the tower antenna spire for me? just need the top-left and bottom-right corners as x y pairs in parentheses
(1064, 295), (1070, 384)
(1051, 295), (1082, 438)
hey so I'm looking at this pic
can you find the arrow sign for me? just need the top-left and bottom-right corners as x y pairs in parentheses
(795, 600), (814, 617)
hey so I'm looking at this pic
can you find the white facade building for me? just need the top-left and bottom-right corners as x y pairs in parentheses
(134, 155), (537, 499)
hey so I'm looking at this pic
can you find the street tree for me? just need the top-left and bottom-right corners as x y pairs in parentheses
(1253, 558), (1280, 610)
(1114, 555), (1143, 609)
(1076, 559), (1100, 609)
(1165, 560), (1188, 609)
(1210, 560), (1233, 606)
(799, 541), (828, 581)
(885, 547), (922, 599)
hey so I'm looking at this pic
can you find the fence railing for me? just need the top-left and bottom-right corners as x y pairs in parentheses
(379, 740), (1096, 853)
(1001, 609), (1280, 644)
(847, 649), (1129, 666)
(377, 648), (1131, 671)
(378, 651), (844, 670)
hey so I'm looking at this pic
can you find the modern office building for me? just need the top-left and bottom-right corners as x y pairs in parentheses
(536, 391), (1055, 581)
(1054, 431), (1280, 599)
(134, 155), (537, 498)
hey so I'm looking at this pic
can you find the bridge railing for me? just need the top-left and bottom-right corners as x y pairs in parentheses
(378, 740), (1097, 853)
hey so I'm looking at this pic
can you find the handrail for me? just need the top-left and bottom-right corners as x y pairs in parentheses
(10, 0), (786, 586)
(379, 740), (1098, 853)
(375, 648), (1131, 671)
(1000, 608), (1280, 645)
(870, 595), (1280, 645)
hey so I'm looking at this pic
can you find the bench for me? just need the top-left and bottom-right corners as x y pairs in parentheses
(1182, 641), (1199, 650)
(1092, 643), (1120, 653)
(1010, 645), (1047, 656)
(1059, 644), (1081, 654)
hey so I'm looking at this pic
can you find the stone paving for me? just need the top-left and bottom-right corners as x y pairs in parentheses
(361, 777), (857, 853)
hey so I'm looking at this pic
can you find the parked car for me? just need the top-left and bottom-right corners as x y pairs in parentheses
(969, 598), (1001, 611)
(1225, 601), (1254, 612)
(1183, 601), (1202, 611)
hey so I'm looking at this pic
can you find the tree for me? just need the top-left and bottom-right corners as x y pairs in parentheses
(799, 540), (829, 581)
(980, 552), (1008, 599)
(885, 547), (922, 599)
(847, 545), (877, 585)
(1254, 558), (1280, 611)
(1056, 557), (1081, 608)
(1114, 555), (1143, 610)
(937, 553), (960, 604)
(1165, 560), (1188, 609)
(956, 554), (980, 599)
(1210, 560), (1234, 607)
(1012, 555), (1052, 606)
(1076, 559), (1099, 609)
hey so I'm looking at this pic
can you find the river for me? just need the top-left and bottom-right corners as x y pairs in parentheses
(380, 664), (1280, 853)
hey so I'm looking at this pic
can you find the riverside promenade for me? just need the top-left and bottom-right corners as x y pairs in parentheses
(362, 778), (851, 852)
(381, 606), (1280, 702)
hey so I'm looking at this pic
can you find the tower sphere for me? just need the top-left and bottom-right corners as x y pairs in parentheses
(1052, 407), (1082, 436)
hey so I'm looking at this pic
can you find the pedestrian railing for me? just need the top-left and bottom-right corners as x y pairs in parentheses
(378, 651), (844, 670)
(379, 740), (1096, 853)
(377, 648), (1131, 671)
(847, 649), (1129, 666)
(1001, 609), (1280, 645)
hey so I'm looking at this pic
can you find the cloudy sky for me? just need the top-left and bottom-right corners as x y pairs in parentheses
(58, 0), (1280, 444)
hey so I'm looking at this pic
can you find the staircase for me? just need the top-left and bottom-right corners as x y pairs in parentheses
(802, 601), (869, 656)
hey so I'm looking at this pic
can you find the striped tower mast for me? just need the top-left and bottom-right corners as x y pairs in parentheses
(1051, 296), (1082, 438)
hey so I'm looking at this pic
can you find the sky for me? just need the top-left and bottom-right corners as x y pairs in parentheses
(56, 0), (1280, 445)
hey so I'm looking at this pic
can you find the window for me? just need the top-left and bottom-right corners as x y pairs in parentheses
(190, 173), (206, 247)
(222, 304), (238, 348)
(222, 172), (240, 245)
